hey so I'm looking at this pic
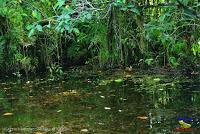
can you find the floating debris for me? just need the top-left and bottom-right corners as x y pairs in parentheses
(99, 80), (112, 86)
(81, 129), (88, 132)
(34, 132), (43, 134)
(98, 122), (104, 125)
(125, 66), (133, 72)
(114, 79), (123, 83)
(26, 81), (30, 84)
(125, 75), (132, 78)
(137, 116), (148, 120)
(153, 78), (161, 82)
(104, 107), (111, 110)
(3, 112), (13, 116)
(57, 110), (62, 113)
(120, 98), (127, 101)
(100, 96), (105, 99)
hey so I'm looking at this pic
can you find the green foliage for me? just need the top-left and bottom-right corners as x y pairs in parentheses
(0, 36), (5, 67)
(145, 58), (154, 66)
(48, 63), (64, 81)
(168, 56), (179, 67)
(144, 5), (199, 67)
(67, 44), (87, 60)
(0, 0), (199, 77)
(192, 41), (200, 56)
(15, 53), (38, 78)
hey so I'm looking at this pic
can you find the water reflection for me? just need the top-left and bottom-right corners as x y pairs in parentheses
(0, 71), (199, 133)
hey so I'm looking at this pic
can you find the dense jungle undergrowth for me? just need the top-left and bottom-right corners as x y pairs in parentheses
(0, 0), (199, 80)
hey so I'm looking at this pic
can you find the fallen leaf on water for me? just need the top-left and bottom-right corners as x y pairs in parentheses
(153, 78), (161, 82)
(100, 96), (105, 99)
(125, 75), (132, 78)
(3, 112), (13, 116)
(137, 116), (148, 120)
(114, 79), (123, 83)
(120, 98), (127, 101)
(26, 81), (30, 84)
(104, 107), (111, 110)
(99, 80), (111, 86)
(57, 110), (62, 113)
(34, 132), (43, 134)
(118, 110), (122, 112)
(81, 129), (88, 132)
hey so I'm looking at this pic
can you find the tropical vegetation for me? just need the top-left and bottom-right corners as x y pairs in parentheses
(0, 0), (199, 79)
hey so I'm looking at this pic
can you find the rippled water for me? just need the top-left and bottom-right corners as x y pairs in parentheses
(0, 69), (199, 133)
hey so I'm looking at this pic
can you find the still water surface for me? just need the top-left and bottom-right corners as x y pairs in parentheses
(0, 69), (199, 133)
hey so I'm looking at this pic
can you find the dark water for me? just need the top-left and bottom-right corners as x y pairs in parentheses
(0, 69), (200, 134)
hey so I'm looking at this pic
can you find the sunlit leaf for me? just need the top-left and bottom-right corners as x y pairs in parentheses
(86, 13), (92, 19)
(73, 28), (80, 35)
(130, 8), (140, 15)
(26, 24), (34, 30)
(145, 58), (153, 65)
(36, 25), (43, 32)
(28, 28), (35, 37)
(32, 10), (42, 20)
(55, 0), (65, 9)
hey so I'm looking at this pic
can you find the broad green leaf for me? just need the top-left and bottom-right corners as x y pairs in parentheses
(32, 10), (42, 20)
(169, 57), (179, 67)
(86, 13), (92, 20)
(36, 25), (43, 32)
(55, 0), (65, 9)
(182, 0), (189, 6)
(28, 28), (35, 37)
(130, 8), (140, 15)
(145, 58), (153, 65)
(73, 28), (80, 34)
(64, 14), (70, 20)
(64, 24), (70, 31)
(120, 7), (128, 11)
(26, 24), (34, 30)
(159, 13), (170, 22)
(22, 13), (28, 17)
